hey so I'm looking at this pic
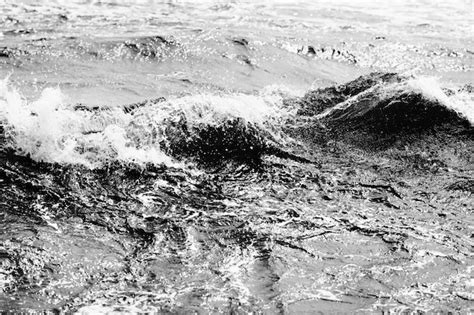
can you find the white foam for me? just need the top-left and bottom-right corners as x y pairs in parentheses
(170, 92), (289, 126)
(0, 78), (178, 168)
(315, 84), (380, 119)
(0, 78), (291, 168)
(102, 125), (176, 165)
(405, 77), (474, 125)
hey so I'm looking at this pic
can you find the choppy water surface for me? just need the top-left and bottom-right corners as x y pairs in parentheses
(0, 1), (473, 313)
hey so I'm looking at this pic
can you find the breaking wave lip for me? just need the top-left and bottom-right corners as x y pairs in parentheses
(0, 78), (292, 168)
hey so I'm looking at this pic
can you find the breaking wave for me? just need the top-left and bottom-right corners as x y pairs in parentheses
(1, 73), (473, 169)
(0, 78), (292, 168)
(0, 72), (472, 170)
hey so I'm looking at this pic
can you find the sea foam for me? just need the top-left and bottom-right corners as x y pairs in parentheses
(0, 78), (290, 168)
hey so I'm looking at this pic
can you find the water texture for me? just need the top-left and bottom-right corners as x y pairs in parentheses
(0, 1), (473, 313)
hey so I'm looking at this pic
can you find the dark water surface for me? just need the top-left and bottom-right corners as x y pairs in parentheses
(0, 1), (473, 313)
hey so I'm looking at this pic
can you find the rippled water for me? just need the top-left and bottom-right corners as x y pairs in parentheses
(0, 1), (473, 313)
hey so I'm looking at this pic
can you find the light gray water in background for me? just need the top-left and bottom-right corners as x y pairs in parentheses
(0, 1), (473, 314)
(1, 0), (472, 104)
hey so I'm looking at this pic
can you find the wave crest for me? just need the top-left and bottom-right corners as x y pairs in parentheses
(0, 79), (290, 168)
(318, 75), (473, 131)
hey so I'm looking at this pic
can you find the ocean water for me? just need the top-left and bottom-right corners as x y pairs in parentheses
(0, 0), (473, 313)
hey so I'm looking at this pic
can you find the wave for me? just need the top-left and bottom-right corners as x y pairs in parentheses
(292, 72), (403, 116)
(0, 79), (292, 168)
(318, 74), (473, 125)
(295, 45), (358, 64)
(0, 35), (183, 63)
(1, 73), (472, 168)
(292, 73), (473, 149)
(0, 46), (29, 58)
(90, 35), (182, 61)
